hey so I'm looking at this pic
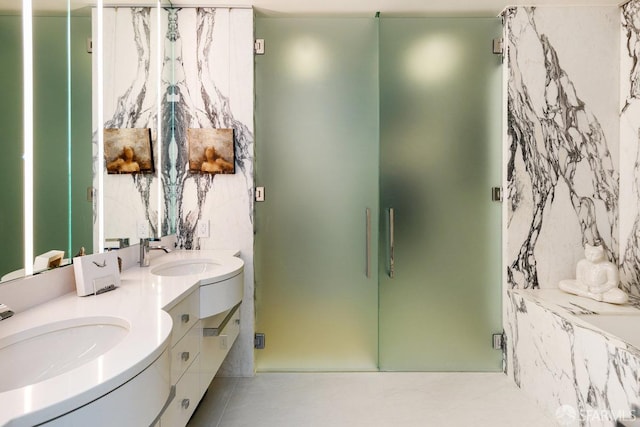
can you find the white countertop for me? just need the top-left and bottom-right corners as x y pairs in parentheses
(0, 249), (243, 427)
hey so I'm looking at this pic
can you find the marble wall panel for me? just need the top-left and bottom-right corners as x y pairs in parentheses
(504, 7), (620, 290)
(620, 0), (640, 296)
(167, 7), (254, 377)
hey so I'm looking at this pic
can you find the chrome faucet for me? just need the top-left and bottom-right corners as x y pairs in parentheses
(139, 238), (172, 267)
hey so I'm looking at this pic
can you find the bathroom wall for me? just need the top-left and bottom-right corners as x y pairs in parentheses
(169, 7), (254, 377)
(504, 6), (620, 290)
(94, 7), (254, 376)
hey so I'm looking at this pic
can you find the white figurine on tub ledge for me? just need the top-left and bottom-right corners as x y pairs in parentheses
(558, 243), (628, 305)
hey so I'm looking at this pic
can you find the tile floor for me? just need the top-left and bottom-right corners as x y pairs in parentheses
(187, 373), (556, 427)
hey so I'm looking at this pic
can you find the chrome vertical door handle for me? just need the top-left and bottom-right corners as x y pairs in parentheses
(366, 208), (371, 278)
(389, 208), (395, 278)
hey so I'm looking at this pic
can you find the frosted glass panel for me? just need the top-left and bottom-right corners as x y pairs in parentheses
(255, 18), (379, 371)
(378, 17), (502, 371)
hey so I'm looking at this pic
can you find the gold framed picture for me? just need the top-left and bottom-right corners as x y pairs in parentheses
(104, 128), (154, 174)
(188, 128), (235, 174)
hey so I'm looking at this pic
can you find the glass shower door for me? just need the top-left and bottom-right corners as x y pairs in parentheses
(378, 17), (503, 371)
(255, 18), (379, 371)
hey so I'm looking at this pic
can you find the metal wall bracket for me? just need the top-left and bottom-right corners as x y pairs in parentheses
(255, 39), (265, 55)
(492, 332), (504, 350)
(493, 37), (505, 63)
(491, 186), (503, 202)
(492, 38), (503, 55)
(87, 186), (95, 203)
(254, 333), (266, 349)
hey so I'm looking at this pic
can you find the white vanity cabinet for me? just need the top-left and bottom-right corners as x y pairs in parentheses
(0, 250), (244, 427)
(161, 289), (202, 427)
(150, 252), (244, 427)
(43, 349), (171, 427)
(159, 291), (242, 426)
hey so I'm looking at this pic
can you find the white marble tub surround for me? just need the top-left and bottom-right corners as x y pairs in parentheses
(506, 289), (640, 425)
(0, 249), (242, 426)
(512, 289), (640, 316)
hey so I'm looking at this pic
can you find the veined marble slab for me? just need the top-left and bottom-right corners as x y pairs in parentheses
(506, 290), (640, 426)
(620, 0), (640, 296)
(504, 6), (619, 290)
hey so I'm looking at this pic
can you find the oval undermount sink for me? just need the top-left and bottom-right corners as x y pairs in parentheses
(151, 259), (220, 277)
(0, 317), (129, 393)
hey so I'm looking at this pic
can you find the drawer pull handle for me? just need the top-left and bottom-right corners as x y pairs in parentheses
(181, 351), (190, 362)
(181, 398), (190, 410)
(181, 314), (190, 324)
(203, 302), (241, 336)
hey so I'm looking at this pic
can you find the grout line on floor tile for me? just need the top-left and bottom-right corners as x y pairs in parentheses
(214, 377), (241, 427)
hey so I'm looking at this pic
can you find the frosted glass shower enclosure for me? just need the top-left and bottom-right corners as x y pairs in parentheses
(255, 16), (502, 371)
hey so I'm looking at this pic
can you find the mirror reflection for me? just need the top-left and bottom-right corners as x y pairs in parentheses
(100, 5), (165, 249)
(0, 1), (177, 283)
(0, 0), (94, 283)
(0, 1), (24, 281)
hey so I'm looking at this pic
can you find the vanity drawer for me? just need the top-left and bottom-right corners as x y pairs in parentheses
(161, 354), (200, 427)
(167, 290), (199, 346)
(171, 320), (200, 384)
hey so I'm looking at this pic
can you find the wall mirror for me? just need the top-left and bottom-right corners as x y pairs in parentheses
(98, 3), (170, 252)
(0, 1), (200, 283)
(0, 0), (94, 283)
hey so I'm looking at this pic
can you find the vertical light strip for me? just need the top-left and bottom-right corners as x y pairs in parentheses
(97, 0), (104, 252)
(23, 0), (33, 275)
(156, 2), (163, 237)
(67, 0), (72, 257)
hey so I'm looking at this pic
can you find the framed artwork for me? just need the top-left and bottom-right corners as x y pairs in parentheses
(104, 128), (154, 174)
(188, 128), (235, 174)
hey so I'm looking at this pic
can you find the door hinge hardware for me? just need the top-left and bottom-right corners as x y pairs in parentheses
(491, 186), (503, 202)
(254, 333), (266, 349)
(492, 38), (503, 55)
(87, 38), (93, 54)
(492, 333), (504, 350)
(87, 186), (96, 203)
(255, 39), (265, 55)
